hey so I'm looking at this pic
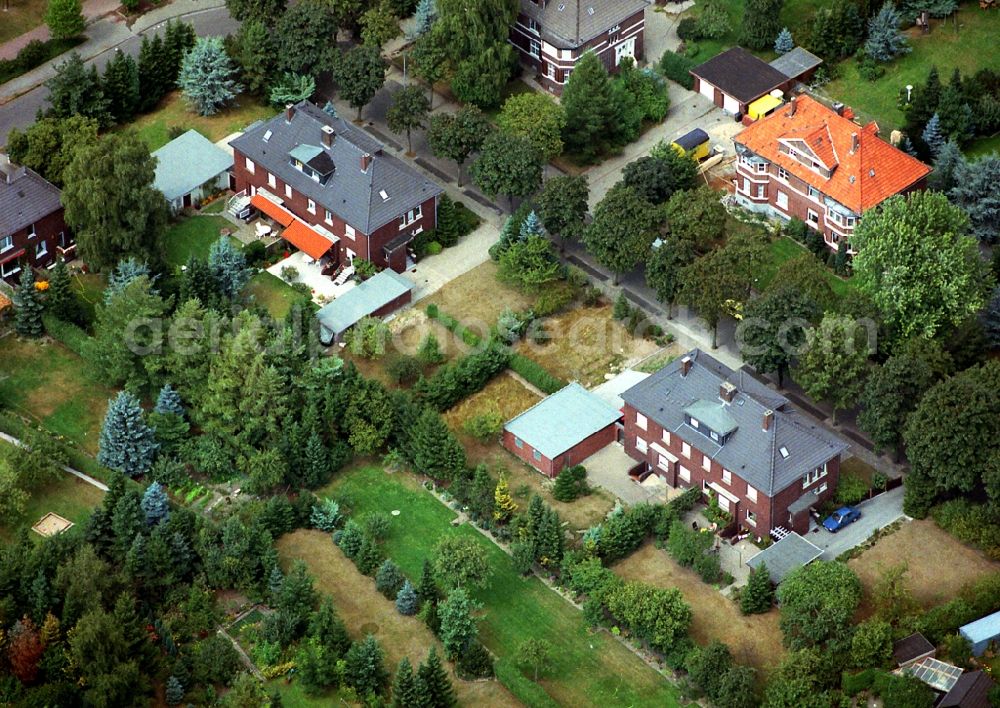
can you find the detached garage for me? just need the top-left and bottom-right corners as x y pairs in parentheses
(503, 382), (623, 477)
(152, 130), (233, 213)
(690, 47), (791, 116)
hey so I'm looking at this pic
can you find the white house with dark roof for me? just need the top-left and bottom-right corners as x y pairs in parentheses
(229, 101), (443, 273)
(620, 349), (849, 538)
(510, 0), (651, 94)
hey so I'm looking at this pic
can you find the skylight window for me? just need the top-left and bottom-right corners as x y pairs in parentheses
(263, 130), (272, 142)
(779, 446), (789, 459)
(587, 6), (594, 15)
(378, 189), (389, 201)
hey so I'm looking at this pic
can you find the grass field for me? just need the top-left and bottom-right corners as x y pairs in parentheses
(0, 0), (46, 45)
(0, 335), (115, 455)
(614, 542), (784, 681)
(423, 261), (536, 332)
(131, 91), (276, 151)
(825, 8), (1000, 131)
(0, 441), (104, 542)
(70, 272), (106, 325)
(968, 134), (1000, 157)
(163, 215), (235, 267)
(246, 271), (302, 319)
(276, 530), (521, 708)
(758, 236), (855, 298)
(317, 466), (681, 707)
(849, 519), (1000, 613)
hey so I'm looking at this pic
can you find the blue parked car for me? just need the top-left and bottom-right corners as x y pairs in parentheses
(823, 506), (861, 533)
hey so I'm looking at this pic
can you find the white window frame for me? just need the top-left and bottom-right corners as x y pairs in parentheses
(722, 469), (731, 484)
(845, 216), (856, 227)
(267, 172), (276, 188)
(533, 449), (542, 461)
(803, 462), (828, 488)
(636, 437), (648, 454)
(529, 39), (541, 58)
(807, 209), (819, 225)
(307, 198), (316, 214)
(755, 184), (766, 199)
(746, 509), (757, 526)
(527, 17), (539, 34)
(636, 412), (647, 431)
(776, 190), (789, 209)
(1, 260), (20, 278)
(662, 430), (671, 445)
(701, 456), (710, 472)
(325, 209), (333, 225)
(746, 484), (757, 502)
(679, 465), (691, 482)
(814, 482), (828, 495)
(682, 442), (691, 458)
(0, 235), (12, 253)
(546, 62), (555, 80)
(754, 162), (768, 174)
(718, 495), (730, 512)
(777, 166), (788, 180)
(401, 205), (423, 229)
(514, 437), (523, 449)
(807, 185), (820, 199)
(345, 224), (356, 240)
(657, 455), (670, 471)
(27, 223), (36, 238)
(35, 240), (47, 258)
(284, 184), (292, 199)
(245, 157), (255, 174)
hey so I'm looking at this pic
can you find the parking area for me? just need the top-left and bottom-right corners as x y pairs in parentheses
(582, 443), (667, 506)
(806, 485), (906, 560)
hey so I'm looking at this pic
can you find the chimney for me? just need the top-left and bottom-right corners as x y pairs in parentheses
(680, 356), (692, 377)
(787, 97), (796, 117)
(763, 410), (774, 432)
(285, 103), (295, 123)
(321, 125), (335, 149)
(720, 382), (737, 403)
(850, 132), (859, 155)
(843, 107), (855, 121)
(360, 153), (372, 171)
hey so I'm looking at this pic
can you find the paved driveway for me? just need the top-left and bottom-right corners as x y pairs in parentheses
(805, 485), (906, 560)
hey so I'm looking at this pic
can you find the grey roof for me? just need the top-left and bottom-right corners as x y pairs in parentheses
(746, 532), (822, 584)
(0, 160), (62, 236)
(230, 101), (442, 235)
(520, 0), (650, 48)
(316, 270), (413, 339)
(941, 671), (994, 708)
(505, 382), (623, 460)
(786, 493), (815, 516)
(152, 130), (234, 202)
(691, 47), (789, 104)
(589, 369), (650, 409)
(620, 349), (849, 496)
(684, 400), (738, 436)
(769, 47), (823, 80)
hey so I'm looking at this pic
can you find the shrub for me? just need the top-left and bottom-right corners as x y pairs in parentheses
(658, 50), (696, 90)
(508, 353), (564, 394)
(345, 316), (390, 359)
(243, 240), (267, 266)
(785, 217), (809, 243)
(387, 355), (422, 385)
(417, 332), (446, 365)
(396, 579), (419, 615)
(462, 408), (504, 441)
(694, 552), (723, 584)
(533, 286), (574, 317)
(613, 292), (631, 320)
(426, 241), (443, 256)
(280, 266), (298, 282)
(353, 258), (378, 279)
(413, 341), (511, 411)
(836, 471), (869, 506)
(42, 313), (90, 357)
(457, 641), (495, 679)
(676, 17), (701, 40)
(363, 511), (391, 540)
(375, 559), (405, 599)
(667, 521), (713, 567)
(552, 464), (588, 502)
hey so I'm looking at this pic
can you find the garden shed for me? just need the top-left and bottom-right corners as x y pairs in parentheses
(745, 531), (822, 583)
(768, 47), (823, 83)
(690, 47), (790, 116)
(503, 382), (622, 477)
(152, 130), (234, 213)
(315, 269), (413, 345)
(960, 610), (1000, 656)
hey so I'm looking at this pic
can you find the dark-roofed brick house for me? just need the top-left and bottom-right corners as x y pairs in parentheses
(510, 0), (650, 94)
(621, 349), (849, 538)
(0, 157), (73, 284)
(690, 47), (792, 116)
(733, 94), (931, 251)
(230, 102), (443, 273)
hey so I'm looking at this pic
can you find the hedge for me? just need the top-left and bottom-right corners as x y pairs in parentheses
(658, 50), (696, 90)
(509, 354), (564, 394)
(42, 313), (91, 358)
(842, 668), (882, 696)
(426, 304), (483, 348)
(494, 657), (560, 708)
(413, 341), (511, 410)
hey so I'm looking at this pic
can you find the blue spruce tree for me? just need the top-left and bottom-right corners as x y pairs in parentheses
(950, 154), (1000, 244)
(900, 136), (917, 157)
(922, 113), (944, 157)
(864, 2), (910, 62)
(208, 236), (251, 297)
(929, 139), (965, 192)
(104, 258), (152, 303)
(97, 391), (158, 478)
(268, 564), (285, 604)
(396, 579), (419, 615)
(412, 0), (437, 37)
(12, 267), (44, 338)
(154, 383), (185, 416)
(165, 675), (184, 705)
(141, 481), (171, 525)
(774, 27), (793, 55)
(520, 210), (544, 239)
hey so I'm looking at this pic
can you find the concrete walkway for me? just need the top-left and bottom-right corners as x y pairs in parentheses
(0, 431), (109, 491)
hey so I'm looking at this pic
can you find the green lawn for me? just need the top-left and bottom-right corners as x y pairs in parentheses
(131, 91), (277, 152)
(825, 7), (1000, 131)
(968, 134), (1000, 158)
(322, 467), (681, 708)
(163, 215), (235, 267)
(0, 0), (46, 44)
(759, 236), (855, 299)
(0, 442), (104, 543)
(0, 337), (115, 456)
(246, 271), (302, 320)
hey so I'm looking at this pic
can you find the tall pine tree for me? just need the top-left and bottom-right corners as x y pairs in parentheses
(417, 647), (456, 708)
(140, 481), (170, 525)
(45, 257), (76, 322)
(13, 267), (45, 338)
(97, 391), (158, 478)
(561, 51), (616, 163)
(411, 408), (466, 481)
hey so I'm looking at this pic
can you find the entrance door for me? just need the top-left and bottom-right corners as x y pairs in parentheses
(615, 37), (636, 65)
(183, 193), (192, 208)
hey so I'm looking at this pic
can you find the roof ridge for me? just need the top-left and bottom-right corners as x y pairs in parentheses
(505, 380), (582, 424)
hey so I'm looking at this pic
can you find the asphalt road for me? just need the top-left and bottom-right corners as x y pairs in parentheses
(0, 7), (237, 146)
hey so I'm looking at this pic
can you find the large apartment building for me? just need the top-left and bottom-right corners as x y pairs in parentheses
(733, 94), (931, 250)
(510, 0), (649, 94)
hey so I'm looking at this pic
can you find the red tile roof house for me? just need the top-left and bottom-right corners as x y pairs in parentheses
(229, 101), (443, 273)
(620, 349), (849, 538)
(0, 157), (73, 284)
(503, 382), (624, 477)
(510, 0), (650, 95)
(733, 94), (931, 251)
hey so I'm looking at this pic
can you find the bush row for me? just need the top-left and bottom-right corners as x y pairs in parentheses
(413, 340), (511, 411)
(42, 313), (91, 358)
(508, 353), (564, 395)
(658, 50), (696, 90)
(0, 37), (84, 85)
(425, 303), (483, 348)
(593, 488), (701, 563)
(931, 499), (1000, 559)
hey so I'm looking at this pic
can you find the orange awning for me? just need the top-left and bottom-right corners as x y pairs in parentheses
(250, 193), (295, 227)
(282, 220), (335, 260)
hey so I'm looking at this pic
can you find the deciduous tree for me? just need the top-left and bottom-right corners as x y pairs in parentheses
(646, 236), (696, 319)
(516, 638), (554, 681)
(497, 92), (566, 160)
(434, 534), (490, 590)
(740, 0), (784, 50)
(224, 0), (285, 22)
(777, 561), (861, 649)
(45, 0), (84, 40)
(427, 105), (490, 186)
(332, 45), (387, 120)
(584, 183), (658, 285)
(6, 115), (98, 187)
(386, 84), (430, 154)
(794, 313), (870, 424)
(535, 174), (588, 252)
(857, 348), (935, 459)
(275, 0), (341, 77)
(438, 588), (479, 658)
(740, 286), (821, 386)
(471, 132), (542, 211)
(360, 1), (400, 48)
(664, 186), (726, 250)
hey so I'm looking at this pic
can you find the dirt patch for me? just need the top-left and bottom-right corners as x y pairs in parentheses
(849, 519), (1000, 610)
(443, 373), (541, 434)
(422, 261), (536, 330)
(276, 530), (520, 708)
(515, 304), (660, 388)
(614, 542), (785, 680)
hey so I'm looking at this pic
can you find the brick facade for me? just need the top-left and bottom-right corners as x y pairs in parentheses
(232, 153), (437, 272)
(1, 206), (71, 284)
(622, 404), (839, 536)
(509, 8), (645, 94)
(503, 423), (618, 478)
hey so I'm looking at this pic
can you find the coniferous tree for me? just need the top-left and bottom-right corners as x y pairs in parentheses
(45, 257), (76, 321)
(740, 0), (784, 50)
(922, 113), (944, 157)
(561, 51), (617, 163)
(141, 481), (170, 525)
(344, 634), (389, 697)
(208, 236), (251, 297)
(740, 563), (775, 614)
(155, 384), (185, 416)
(774, 27), (793, 54)
(865, 1), (910, 62)
(137, 33), (170, 112)
(412, 0), (436, 36)
(104, 258), (152, 303)
(163, 19), (196, 84)
(355, 534), (384, 576)
(411, 408), (466, 481)
(45, 53), (111, 126)
(981, 287), (1000, 347)
(950, 154), (1000, 244)
(13, 267), (45, 338)
(417, 558), (439, 606)
(45, 0), (85, 39)
(308, 597), (352, 658)
(178, 36), (243, 116)
(418, 647), (456, 708)
(165, 675), (185, 705)
(493, 474), (517, 523)
(376, 559), (406, 599)
(392, 657), (419, 707)
(229, 19), (277, 97)
(98, 391), (159, 478)
(929, 139), (965, 192)
(102, 50), (141, 123)
(395, 579), (419, 615)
